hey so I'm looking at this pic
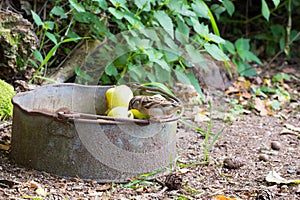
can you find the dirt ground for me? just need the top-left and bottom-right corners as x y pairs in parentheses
(0, 87), (299, 200)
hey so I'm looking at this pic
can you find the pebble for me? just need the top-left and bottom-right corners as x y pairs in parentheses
(258, 154), (269, 162)
(270, 141), (281, 150)
(223, 158), (244, 169)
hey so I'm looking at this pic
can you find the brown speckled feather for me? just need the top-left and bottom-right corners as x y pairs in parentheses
(129, 95), (181, 117)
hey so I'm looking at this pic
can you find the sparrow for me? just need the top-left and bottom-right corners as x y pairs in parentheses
(128, 94), (181, 119)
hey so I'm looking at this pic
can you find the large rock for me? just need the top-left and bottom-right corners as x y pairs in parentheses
(0, 10), (38, 80)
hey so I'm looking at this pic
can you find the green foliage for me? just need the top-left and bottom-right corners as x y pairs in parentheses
(30, 0), (230, 91)
(29, 0), (299, 86)
(223, 38), (261, 76)
(93, 0), (229, 90)
(0, 80), (15, 120)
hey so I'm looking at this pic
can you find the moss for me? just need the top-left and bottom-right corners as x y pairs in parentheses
(0, 79), (15, 120)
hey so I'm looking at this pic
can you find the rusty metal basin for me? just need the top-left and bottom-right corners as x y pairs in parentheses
(10, 83), (180, 182)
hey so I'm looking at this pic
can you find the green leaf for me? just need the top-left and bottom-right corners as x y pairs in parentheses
(141, 82), (174, 95)
(191, 1), (209, 19)
(110, 0), (127, 8)
(94, 0), (108, 10)
(139, 29), (160, 42)
(39, 43), (60, 70)
(175, 17), (189, 43)
(45, 32), (57, 44)
(223, 0), (235, 16)
(270, 24), (285, 39)
(153, 11), (174, 39)
(211, 4), (226, 20)
(146, 49), (170, 71)
(168, 0), (196, 17)
(108, 7), (124, 19)
(261, 0), (270, 21)
(134, 0), (151, 11)
(244, 51), (262, 64)
(191, 17), (209, 37)
(128, 64), (144, 82)
(272, 73), (291, 82)
(279, 37), (285, 51)
(75, 66), (93, 81)
(66, 30), (80, 38)
(236, 40), (261, 64)
(146, 72), (156, 82)
(154, 64), (171, 82)
(50, 6), (67, 18)
(174, 67), (191, 85)
(69, 0), (86, 12)
(186, 72), (203, 98)
(123, 10), (144, 28)
(260, 86), (276, 93)
(32, 50), (43, 63)
(31, 11), (43, 26)
(61, 37), (84, 43)
(224, 40), (236, 55)
(74, 12), (95, 23)
(161, 34), (178, 50)
(164, 51), (179, 63)
(44, 21), (55, 30)
(207, 33), (225, 44)
(204, 43), (229, 61)
(235, 38), (250, 51)
(234, 60), (257, 77)
(34, 76), (58, 83)
(105, 63), (118, 76)
(272, 0), (280, 7)
(185, 44), (205, 66)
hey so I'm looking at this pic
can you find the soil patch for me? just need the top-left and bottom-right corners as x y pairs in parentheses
(0, 90), (299, 199)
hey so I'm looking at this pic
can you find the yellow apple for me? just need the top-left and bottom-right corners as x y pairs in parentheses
(108, 106), (134, 118)
(106, 87), (115, 110)
(106, 85), (133, 109)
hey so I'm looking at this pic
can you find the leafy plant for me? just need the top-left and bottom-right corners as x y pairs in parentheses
(223, 38), (262, 77)
(0, 80), (15, 120)
(29, 0), (231, 92)
(179, 101), (224, 163)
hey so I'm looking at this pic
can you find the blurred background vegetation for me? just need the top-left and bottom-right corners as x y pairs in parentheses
(0, 0), (298, 83)
(1, 0), (299, 87)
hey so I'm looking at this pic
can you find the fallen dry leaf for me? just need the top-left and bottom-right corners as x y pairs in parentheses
(29, 181), (39, 188)
(266, 171), (300, 184)
(240, 80), (251, 90)
(225, 86), (240, 95)
(254, 98), (268, 116)
(241, 91), (252, 99)
(95, 184), (112, 191)
(194, 112), (210, 122)
(212, 195), (237, 200)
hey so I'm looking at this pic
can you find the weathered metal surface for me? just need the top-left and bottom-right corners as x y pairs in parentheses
(11, 84), (178, 182)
